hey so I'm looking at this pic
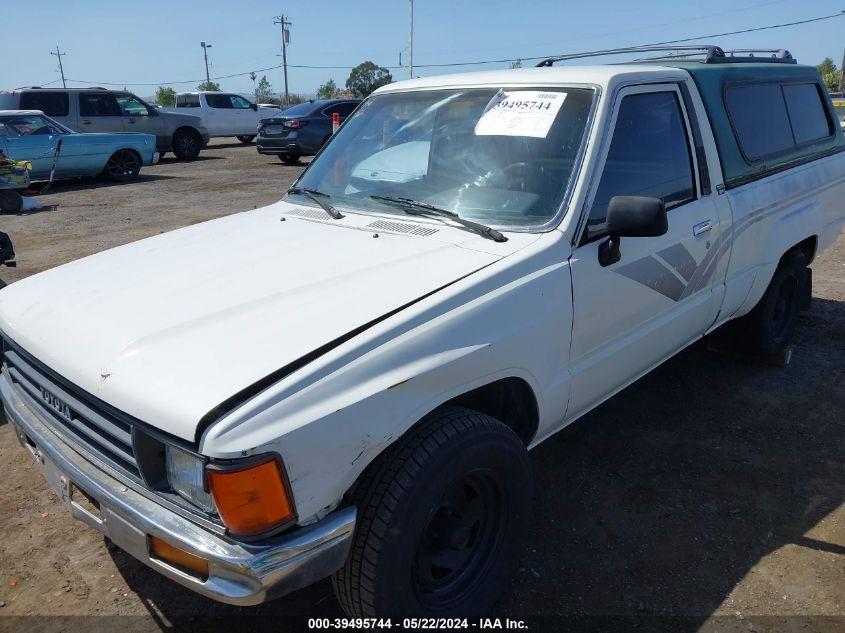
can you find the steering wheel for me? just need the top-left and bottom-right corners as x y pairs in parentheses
(481, 161), (532, 191)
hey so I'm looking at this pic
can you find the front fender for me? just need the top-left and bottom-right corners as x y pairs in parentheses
(201, 232), (574, 523)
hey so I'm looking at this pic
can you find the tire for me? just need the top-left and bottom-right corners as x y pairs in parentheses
(332, 407), (532, 618)
(736, 249), (807, 354)
(236, 135), (255, 144)
(0, 190), (23, 213)
(172, 129), (202, 160)
(103, 149), (142, 182)
(278, 153), (301, 165)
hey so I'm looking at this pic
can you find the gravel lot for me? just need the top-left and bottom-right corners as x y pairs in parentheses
(0, 140), (842, 631)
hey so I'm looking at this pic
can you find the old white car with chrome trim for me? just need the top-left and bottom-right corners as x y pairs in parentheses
(1, 45), (843, 616)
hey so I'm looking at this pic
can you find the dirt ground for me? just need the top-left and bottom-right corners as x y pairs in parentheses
(0, 140), (842, 632)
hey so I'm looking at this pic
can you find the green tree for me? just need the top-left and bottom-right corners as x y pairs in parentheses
(317, 79), (337, 99)
(510, 58), (523, 69)
(345, 62), (392, 98)
(256, 75), (273, 102)
(155, 86), (177, 106)
(817, 57), (840, 92)
(197, 80), (221, 91)
(287, 94), (309, 105)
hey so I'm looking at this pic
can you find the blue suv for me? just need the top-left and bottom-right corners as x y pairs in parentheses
(256, 99), (360, 164)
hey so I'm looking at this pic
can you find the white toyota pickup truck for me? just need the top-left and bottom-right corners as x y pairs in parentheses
(1, 46), (843, 617)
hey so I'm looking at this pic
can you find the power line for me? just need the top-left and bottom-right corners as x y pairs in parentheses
(62, 9), (844, 88)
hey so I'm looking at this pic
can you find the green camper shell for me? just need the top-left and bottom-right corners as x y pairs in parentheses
(666, 62), (844, 188)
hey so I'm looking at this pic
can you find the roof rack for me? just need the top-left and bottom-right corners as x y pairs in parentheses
(535, 45), (796, 67)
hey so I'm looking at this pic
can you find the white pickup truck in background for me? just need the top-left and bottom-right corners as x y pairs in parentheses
(165, 92), (280, 143)
(1, 46), (843, 618)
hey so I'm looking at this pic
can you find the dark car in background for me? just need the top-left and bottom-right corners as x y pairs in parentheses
(256, 99), (360, 164)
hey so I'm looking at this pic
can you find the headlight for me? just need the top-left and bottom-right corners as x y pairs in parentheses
(165, 445), (215, 513)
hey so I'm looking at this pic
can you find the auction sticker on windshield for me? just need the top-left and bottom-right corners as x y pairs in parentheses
(474, 90), (567, 138)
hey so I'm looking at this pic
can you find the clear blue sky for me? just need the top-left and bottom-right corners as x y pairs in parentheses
(4, 0), (843, 99)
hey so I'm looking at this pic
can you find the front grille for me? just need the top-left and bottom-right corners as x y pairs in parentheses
(3, 340), (142, 481)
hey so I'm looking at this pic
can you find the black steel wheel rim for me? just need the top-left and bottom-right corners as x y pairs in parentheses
(413, 470), (506, 609)
(771, 273), (797, 342)
(107, 150), (140, 178)
(178, 135), (197, 154)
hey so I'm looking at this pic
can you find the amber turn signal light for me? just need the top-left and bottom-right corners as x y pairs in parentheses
(206, 456), (295, 538)
(149, 536), (209, 579)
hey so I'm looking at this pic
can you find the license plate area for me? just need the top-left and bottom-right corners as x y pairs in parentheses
(70, 483), (103, 522)
(17, 428), (107, 530)
(263, 125), (284, 135)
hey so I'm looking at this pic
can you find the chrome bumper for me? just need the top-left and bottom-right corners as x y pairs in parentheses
(0, 373), (355, 606)
(152, 151), (160, 165)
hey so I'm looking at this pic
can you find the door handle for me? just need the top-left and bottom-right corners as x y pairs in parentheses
(127, 119), (135, 124)
(81, 120), (92, 125)
(693, 220), (712, 236)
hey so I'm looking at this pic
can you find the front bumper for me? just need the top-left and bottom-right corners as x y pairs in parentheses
(151, 151), (160, 165)
(1, 373), (355, 606)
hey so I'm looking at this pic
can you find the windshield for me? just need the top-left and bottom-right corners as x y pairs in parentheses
(0, 113), (72, 137)
(295, 86), (594, 228)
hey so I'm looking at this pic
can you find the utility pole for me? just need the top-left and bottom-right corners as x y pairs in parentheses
(200, 41), (212, 84)
(839, 46), (845, 93)
(51, 46), (67, 88)
(274, 15), (292, 105)
(408, 0), (414, 79)
(250, 71), (257, 103)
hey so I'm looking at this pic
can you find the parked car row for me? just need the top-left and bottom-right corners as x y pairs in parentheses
(0, 88), (208, 160)
(0, 86), (360, 187)
(0, 110), (158, 183)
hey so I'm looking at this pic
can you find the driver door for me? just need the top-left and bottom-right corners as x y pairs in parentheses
(566, 84), (725, 420)
(116, 93), (162, 138)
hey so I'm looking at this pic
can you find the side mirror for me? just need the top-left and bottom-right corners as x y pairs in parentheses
(251, 103), (258, 111)
(598, 196), (668, 267)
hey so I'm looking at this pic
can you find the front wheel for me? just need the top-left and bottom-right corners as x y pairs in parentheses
(333, 407), (532, 617)
(736, 249), (807, 354)
(172, 129), (201, 160)
(236, 135), (255, 144)
(103, 149), (142, 182)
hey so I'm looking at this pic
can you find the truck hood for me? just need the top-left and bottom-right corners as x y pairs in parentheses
(160, 110), (205, 126)
(0, 203), (501, 441)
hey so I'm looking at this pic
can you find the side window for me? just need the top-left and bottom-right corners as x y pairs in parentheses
(19, 92), (70, 117)
(230, 95), (253, 109)
(206, 94), (232, 109)
(79, 93), (122, 117)
(330, 102), (358, 118)
(115, 94), (150, 116)
(583, 91), (695, 243)
(783, 83), (833, 145)
(725, 83), (794, 161)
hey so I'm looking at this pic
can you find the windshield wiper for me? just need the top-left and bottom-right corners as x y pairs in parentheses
(287, 187), (344, 219)
(370, 196), (507, 242)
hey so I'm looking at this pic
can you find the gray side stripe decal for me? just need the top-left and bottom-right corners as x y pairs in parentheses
(611, 173), (841, 301)
(615, 255), (686, 301)
(656, 243), (697, 282)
